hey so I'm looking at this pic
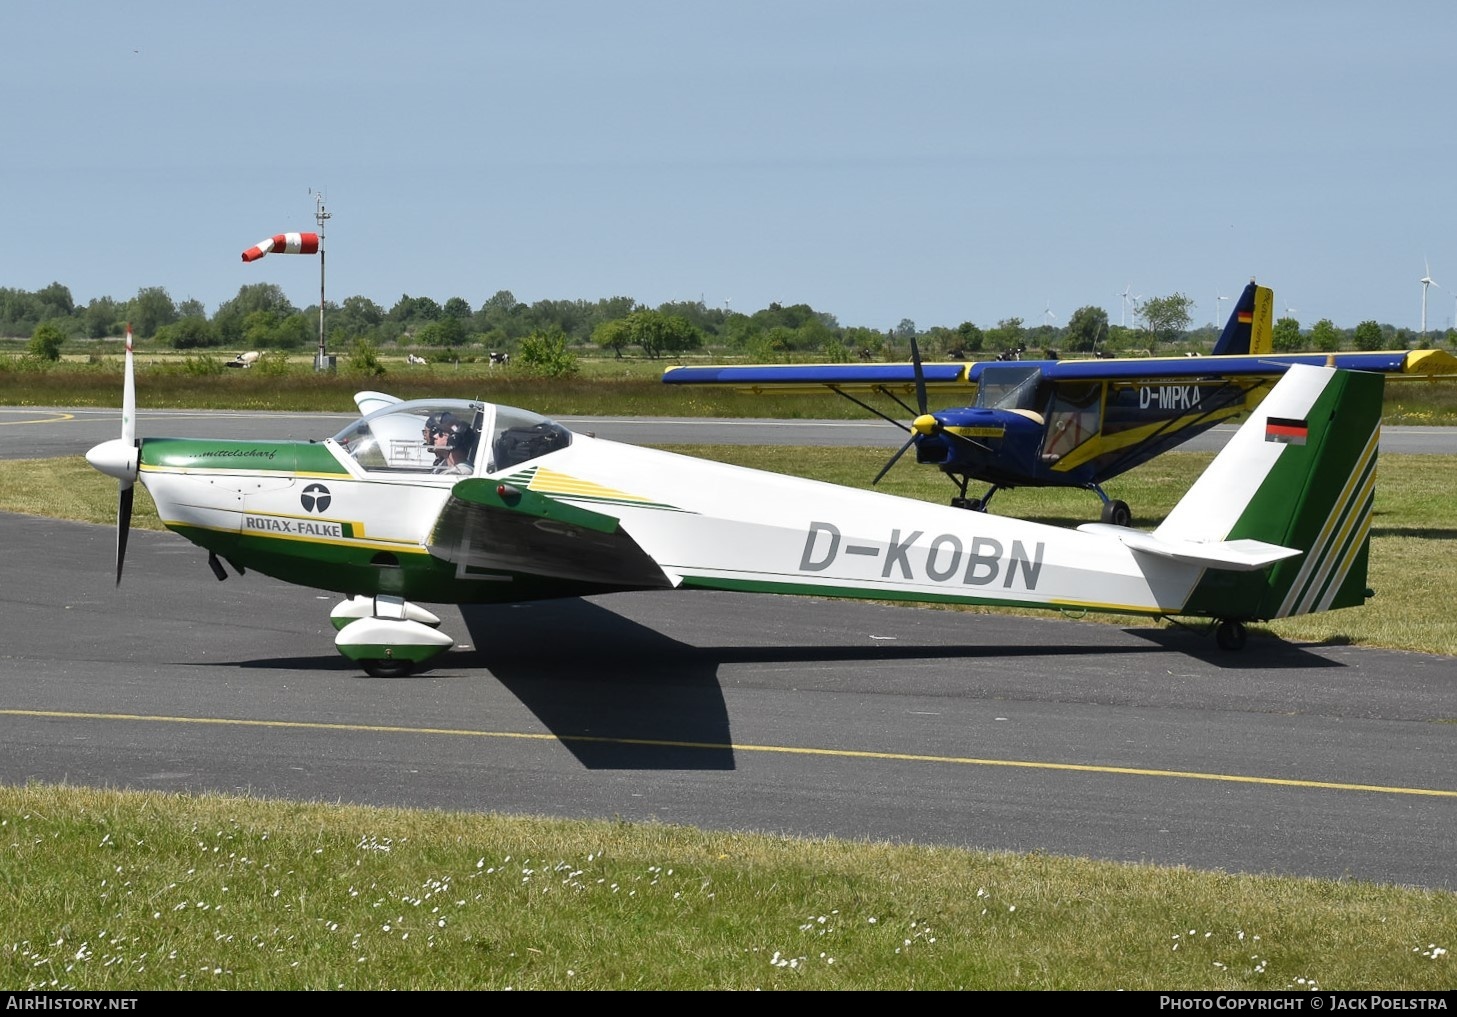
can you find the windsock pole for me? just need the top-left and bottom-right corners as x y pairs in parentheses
(313, 192), (332, 372)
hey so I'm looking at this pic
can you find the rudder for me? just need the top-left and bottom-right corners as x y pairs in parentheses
(1164, 366), (1383, 621)
(1211, 279), (1275, 356)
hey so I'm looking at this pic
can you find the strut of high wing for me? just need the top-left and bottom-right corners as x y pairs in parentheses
(88, 324), (1384, 677)
(662, 280), (1454, 524)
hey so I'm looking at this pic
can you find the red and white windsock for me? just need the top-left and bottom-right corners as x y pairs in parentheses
(241, 232), (321, 263)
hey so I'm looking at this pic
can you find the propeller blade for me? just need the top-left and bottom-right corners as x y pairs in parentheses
(870, 335), (934, 486)
(909, 335), (928, 414)
(873, 434), (916, 486)
(115, 483), (134, 586)
(121, 323), (136, 445)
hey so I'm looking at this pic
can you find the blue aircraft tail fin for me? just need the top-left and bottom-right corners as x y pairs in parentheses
(1211, 280), (1274, 355)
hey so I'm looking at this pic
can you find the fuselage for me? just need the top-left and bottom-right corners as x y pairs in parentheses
(130, 397), (1217, 617)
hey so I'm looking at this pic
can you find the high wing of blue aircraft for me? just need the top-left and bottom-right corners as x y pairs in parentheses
(87, 325), (1385, 678)
(662, 280), (1457, 525)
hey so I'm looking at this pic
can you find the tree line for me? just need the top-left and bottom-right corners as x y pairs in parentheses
(3, 281), (1451, 367)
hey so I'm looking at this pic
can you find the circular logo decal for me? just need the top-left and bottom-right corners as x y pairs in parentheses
(301, 483), (332, 513)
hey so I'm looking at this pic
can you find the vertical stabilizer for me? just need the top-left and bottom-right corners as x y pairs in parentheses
(1211, 279), (1275, 355)
(1156, 365), (1382, 620)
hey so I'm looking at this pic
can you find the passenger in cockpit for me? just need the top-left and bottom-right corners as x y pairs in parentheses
(424, 412), (455, 469)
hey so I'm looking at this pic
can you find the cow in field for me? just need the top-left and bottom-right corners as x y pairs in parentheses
(489, 351), (510, 367)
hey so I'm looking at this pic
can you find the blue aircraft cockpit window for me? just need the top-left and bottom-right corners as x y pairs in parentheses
(976, 365), (1045, 412)
(487, 405), (573, 472)
(331, 400), (485, 474)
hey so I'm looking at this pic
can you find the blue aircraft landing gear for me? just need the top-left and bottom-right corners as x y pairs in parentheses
(951, 480), (998, 512)
(1090, 485), (1132, 527)
(1100, 499), (1132, 526)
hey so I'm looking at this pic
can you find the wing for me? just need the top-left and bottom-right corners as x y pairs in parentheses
(1036, 349), (1457, 382)
(661, 361), (972, 395)
(425, 477), (677, 591)
(662, 348), (1457, 397)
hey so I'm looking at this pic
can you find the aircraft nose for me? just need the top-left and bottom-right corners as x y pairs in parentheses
(86, 437), (139, 483)
(911, 413), (940, 436)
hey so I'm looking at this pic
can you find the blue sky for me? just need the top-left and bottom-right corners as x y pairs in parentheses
(5, 1), (1456, 333)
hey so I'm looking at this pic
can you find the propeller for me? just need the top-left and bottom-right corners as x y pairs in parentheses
(84, 323), (140, 585)
(872, 335), (938, 485)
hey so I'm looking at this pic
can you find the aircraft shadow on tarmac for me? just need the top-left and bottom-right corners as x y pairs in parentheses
(460, 599), (1344, 768)
(230, 594), (1352, 757)
(229, 597), (1346, 770)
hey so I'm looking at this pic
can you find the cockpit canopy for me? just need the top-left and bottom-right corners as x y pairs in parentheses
(974, 365), (1045, 411)
(329, 398), (573, 475)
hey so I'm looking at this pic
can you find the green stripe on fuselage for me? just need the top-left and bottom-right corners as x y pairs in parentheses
(140, 438), (348, 476)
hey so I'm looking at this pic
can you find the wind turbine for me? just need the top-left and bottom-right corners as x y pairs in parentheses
(1215, 290), (1229, 327)
(1044, 301), (1056, 327)
(1118, 282), (1142, 326)
(1421, 257), (1440, 334)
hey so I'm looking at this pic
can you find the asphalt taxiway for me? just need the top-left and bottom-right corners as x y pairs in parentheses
(1, 511), (1452, 890)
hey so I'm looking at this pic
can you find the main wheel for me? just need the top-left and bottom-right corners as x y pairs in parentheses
(1101, 499), (1132, 526)
(362, 658), (416, 678)
(1215, 620), (1248, 651)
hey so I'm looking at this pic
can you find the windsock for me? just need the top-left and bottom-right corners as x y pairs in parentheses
(241, 232), (320, 263)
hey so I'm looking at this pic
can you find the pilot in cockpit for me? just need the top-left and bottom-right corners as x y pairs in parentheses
(431, 413), (476, 475)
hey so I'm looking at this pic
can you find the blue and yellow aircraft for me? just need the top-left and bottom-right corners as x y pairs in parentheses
(663, 281), (1457, 525)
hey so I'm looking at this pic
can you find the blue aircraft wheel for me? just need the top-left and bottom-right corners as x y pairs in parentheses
(362, 658), (416, 678)
(1215, 620), (1248, 651)
(1101, 500), (1132, 527)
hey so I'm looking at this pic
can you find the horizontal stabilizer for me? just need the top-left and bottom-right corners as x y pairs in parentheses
(1076, 523), (1300, 572)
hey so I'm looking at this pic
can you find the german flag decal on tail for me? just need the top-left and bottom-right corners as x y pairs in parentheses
(1265, 417), (1309, 445)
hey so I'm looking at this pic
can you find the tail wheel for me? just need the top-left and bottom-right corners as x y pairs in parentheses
(362, 658), (416, 678)
(1215, 620), (1248, 651)
(1101, 500), (1132, 527)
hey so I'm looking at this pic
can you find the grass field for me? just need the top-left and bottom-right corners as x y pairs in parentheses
(1, 785), (1451, 991)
